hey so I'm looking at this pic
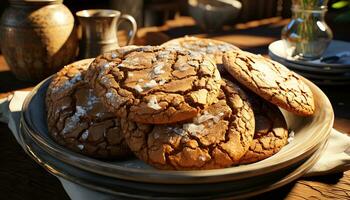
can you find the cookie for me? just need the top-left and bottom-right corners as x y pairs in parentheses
(121, 79), (255, 170)
(46, 59), (130, 159)
(223, 50), (315, 116)
(86, 46), (222, 124)
(239, 96), (288, 164)
(162, 36), (240, 65)
(162, 36), (240, 73)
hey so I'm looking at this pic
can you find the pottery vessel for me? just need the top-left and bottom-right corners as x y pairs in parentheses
(0, 0), (78, 81)
(76, 9), (137, 58)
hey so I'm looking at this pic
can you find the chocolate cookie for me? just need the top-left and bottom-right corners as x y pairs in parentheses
(162, 36), (240, 73)
(223, 50), (315, 116)
(46, 59), (130, 159)
(86, 46), (222, 124)
(121, 79), (255, 170)
(239, 96), (288, 164)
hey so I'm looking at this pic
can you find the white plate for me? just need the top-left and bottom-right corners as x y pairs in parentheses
(19, 120), (328, 199)
(269, 40), (350, 74)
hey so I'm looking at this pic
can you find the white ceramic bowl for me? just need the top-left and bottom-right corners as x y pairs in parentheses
(187, 0), (242, 30)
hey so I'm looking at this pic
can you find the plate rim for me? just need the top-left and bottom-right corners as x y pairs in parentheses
(19, 124), (328, 199)
(269, 40), (350, 69)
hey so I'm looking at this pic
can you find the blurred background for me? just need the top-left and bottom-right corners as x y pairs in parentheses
(0, 0), (349, 40)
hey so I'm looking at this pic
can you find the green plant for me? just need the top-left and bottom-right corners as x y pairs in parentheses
(332, 0), (350, 22)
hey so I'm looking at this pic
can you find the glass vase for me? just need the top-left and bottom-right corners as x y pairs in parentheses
(281, 0), (333, 60)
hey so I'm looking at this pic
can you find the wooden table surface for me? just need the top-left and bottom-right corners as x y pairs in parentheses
(1, 17), (350, 199)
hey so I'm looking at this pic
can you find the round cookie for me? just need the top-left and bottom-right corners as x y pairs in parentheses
(239, 95), (288, 164)
(46, 59), (130, 159)
(223, 50), (315, 116)
(121, 79), (255, 170)
(162, 36), (240, 65)
(162, 36), (240, 73)
(86, 46), (222, 124)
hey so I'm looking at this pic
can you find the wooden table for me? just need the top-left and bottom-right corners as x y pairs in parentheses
(1, 17), (350, 199)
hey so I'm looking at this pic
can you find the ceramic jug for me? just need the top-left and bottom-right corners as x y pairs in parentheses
(76, 9), (137, 58)
(0, 0), (78, 81)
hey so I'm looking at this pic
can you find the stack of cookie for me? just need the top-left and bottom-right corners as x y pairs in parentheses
(46, 36), (315, 170)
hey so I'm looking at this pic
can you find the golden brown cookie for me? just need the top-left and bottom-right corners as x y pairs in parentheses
(86, 46), (222, 124)
(162, 36), (240, 73)
(239, 95), (288, 164)
(223, 50), (315, 116)
(121, 79), (255, 170)
(46, 59), (130, 159)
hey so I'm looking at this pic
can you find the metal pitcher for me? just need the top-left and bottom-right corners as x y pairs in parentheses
(76, 9), (137, 58)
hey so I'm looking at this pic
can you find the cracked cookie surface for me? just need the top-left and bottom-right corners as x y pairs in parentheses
(223, 50), (315, 116)
(86, 46), (222, 124)
(162, 36), (240, 73)
(121, 79), (255, 170)
(46, 59), (130, 159)
(239, 95), (288, 164)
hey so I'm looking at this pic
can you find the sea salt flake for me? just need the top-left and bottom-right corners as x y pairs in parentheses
(199, 155), (206, 161)
(189, 51), (202, 60)
(77, 144), (84, 150)
(147, 96), (162, 110)
(128, 72), (134, 77)
(134, 84), (143, 93)
(153, 63), (165, 75)
(53, 72), (82, 92)
(168, 46), (183, 52)
(81, 130), (89, 140)
(207, 45), (217, 53)
(158, 79), (166, 85)
(169, 127), (186, 136)
(117, 63), (125, 68)
(218, 44), (233, 52)
(62, 106), (87, 134)
(56, 105), (68, 114)
(111, 53), (117, 58)
(183, 123), (205, 136)
(138, 79), (144, 83)
(106, 92), (113, 98)
(181, 136), (190, 143)
(144, 80), (158, 88)
(139, 45), (153, 51)
(194, 112), (223, 124)
(157, 50), (171, 59)
(103, 63), (110, 68)
(213, 113), (224, 123)
(86, 93), (99, 109)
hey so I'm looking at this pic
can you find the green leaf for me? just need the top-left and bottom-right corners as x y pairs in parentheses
(332, 1), (349, 9)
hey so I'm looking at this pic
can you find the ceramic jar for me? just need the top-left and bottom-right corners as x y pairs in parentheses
(0, 0), (78, 81)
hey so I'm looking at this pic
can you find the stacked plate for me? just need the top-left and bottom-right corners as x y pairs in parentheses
(269, 40), (350, 86)
(18, 76), (333, 199)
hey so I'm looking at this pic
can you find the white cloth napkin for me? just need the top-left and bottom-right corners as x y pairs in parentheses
(1, 91), (350, 199)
